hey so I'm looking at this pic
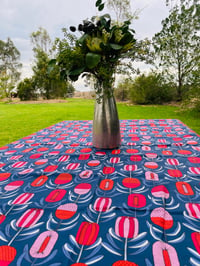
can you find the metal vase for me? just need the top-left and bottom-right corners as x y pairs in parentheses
(92, 93), (121, 149)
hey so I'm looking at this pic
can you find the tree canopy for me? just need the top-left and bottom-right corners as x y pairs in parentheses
(106, 0), (135, 22)
(153, 0), (200, 100)
(0, 38), (22, 99)
(28, 27), (75, 100)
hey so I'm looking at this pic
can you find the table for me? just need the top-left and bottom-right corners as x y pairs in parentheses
(0, 119), (200, 266)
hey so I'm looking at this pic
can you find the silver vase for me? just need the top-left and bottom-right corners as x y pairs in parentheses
(92, 93), (121, 149)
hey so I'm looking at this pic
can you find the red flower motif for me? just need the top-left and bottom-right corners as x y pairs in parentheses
(128, 194), (146, 208)
(99, 179), (114, 191)
(76, 222), (99, 246)
(0, 246), (17, 266)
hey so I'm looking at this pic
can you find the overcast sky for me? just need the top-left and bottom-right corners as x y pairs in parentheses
(0, 0), (169, 90)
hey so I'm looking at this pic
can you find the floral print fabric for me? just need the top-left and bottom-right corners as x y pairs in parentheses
(0, 119), (200, 266)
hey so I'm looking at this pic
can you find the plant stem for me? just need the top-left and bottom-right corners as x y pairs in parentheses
(124, 237), (128, 261)
(77, 245), (84, 263)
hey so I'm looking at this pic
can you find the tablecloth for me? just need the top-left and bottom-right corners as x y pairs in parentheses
(0, 119), (200, 266)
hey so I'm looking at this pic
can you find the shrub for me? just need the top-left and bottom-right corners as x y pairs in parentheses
(182, 67), (200, 112)
(183, 85), (200, 112)
(129, 72), (175, 104)
(17, 78), (37, 101)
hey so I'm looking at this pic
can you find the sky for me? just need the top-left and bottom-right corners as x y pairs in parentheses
(0, 0), (169, 91)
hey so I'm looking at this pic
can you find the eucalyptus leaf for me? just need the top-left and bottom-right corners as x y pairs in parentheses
(110, 43), (123, 50)
(47, 66), (54, 75)
(78, 34), (90, 45)
(119, 32), (133, 45)
(48, 59), (57, 65)
(60, 69), (67, 80)
(47, 59), (57, 74)
(98, 3), (104, 11)
(86, 53), (101, 69)
(69, 67), (85, 76)
(109, 57), (119, 63)
(95, 0), (102, 7)
(100, 42), (110, 52)
(100, 14), (111, 19)
(91, 16), (97, 22)
(100, 17), (107, 28)
(69, 75), (79, 81)
(124, 20), (131, 25)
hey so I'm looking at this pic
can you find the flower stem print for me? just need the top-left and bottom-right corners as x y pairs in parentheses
(102, 215), (149, 265)
(63, 221), (103, 265)
(0, 208), (44, 266)
(115, 216), (139, 261)
(8, 208), (44, 246)
(0, 191), (33, 225)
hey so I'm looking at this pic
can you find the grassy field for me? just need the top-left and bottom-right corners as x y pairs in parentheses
(0, 98), (199, 147)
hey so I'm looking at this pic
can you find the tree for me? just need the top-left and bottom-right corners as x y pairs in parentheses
(0, 71), (15, 100)
(165, 0), (199, 9)
(0, 38), (22, 100)
(32, 49), (51, 99)
(106, 0), (136, 22)
(30, 27), (51, 54)
(153, 1), (200, 100)
(31, 27), (73, 99)
(30, 27), (52, 98)
(32, 48), (74, 99)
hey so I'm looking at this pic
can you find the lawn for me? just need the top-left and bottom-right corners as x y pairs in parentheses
(0, 98), (199, 147)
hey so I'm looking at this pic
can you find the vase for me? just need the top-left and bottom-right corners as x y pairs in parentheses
(92, 92), (121, 149)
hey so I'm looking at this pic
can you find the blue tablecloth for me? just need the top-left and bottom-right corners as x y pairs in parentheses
(0, 119), (200, 266)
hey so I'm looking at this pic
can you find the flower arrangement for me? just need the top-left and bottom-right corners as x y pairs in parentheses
(53, 0), (136, 102)
(49, 0), (136, 149)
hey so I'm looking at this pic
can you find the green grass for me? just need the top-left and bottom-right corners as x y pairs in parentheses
(0, 98), (199, 147)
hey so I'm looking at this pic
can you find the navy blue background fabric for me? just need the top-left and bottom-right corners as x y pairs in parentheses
(0, 119), (200, 266)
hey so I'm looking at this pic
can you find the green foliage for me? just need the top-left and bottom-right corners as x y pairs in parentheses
(53, 2), (136, 101)
(85, 53), (101, 69)
(0, 38), (22, 76)
(0, 74), (7, 99)
(31, 27), (75, 99)
(54, 32), (85, 82)
(96, 0), (105, 12)
(30, 27), (51, 53)
(182, 66), (200, 112)
(129, 72), (176, 104)
(153, 1), (200, 100)
(17, 78), (37, 101)
(185, 87), (200, 112)
(0, 38), (22, 99)
(31, 28), (53, 99)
